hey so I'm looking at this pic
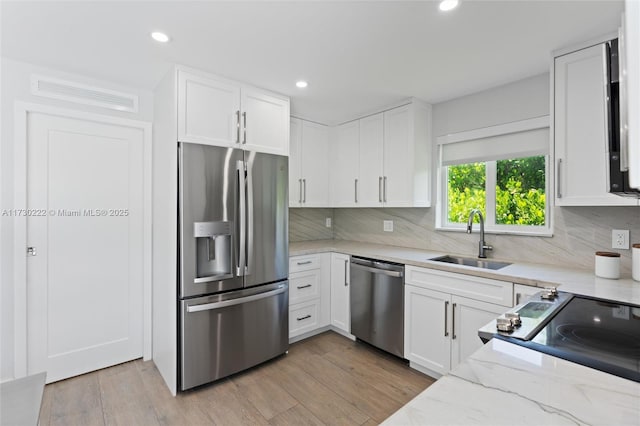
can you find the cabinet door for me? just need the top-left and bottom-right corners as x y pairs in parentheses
(289, 118), (302, 207)
(177, 70), (241, 147)
(241, 88), (290, 156)
(450, 295), (506, 370)
(330, 121), (360, 207)
(404, 285), (451, 375)
(330, 253), (350, 333)
(358, 113), (384, 207)
(300, 121), (330, 207)
(513, 284), (540, 306)
(383, 105), (414, 207)
(555, 45), (637, 206)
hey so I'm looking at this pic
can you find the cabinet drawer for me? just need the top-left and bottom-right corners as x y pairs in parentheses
(289, 255), (321, 273)
(289, 300), (320, 338)
(406, 266), (513, 307)
(289, 270), (320, 304)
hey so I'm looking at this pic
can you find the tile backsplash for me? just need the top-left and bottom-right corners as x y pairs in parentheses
(291, 206), (640, 277)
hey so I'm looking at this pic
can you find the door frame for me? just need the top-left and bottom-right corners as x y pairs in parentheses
(13, 102), (153, 378)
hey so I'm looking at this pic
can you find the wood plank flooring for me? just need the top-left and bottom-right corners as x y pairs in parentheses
(38, 331), (435, 425)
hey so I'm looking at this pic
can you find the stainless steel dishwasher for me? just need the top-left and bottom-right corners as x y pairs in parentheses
(350, 256), (404, 358)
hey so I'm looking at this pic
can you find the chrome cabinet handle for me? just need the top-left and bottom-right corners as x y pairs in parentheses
(242, 111), (247, 144)
(297, 314), (311, 321)
(296, 284), (312, 289)
(298, 179), (303, 203)
(303, 179), (306, 203)
(354, 178), (358, 203)
(235, 110), (241, 144)
(344, 259), (348, 286)
(383, 176), (387, 203)
(556, 159), (562, 199)
(296, 260), (312, 265)
(444, 301), (449, 337)
(378, 177), (382, 203)
(451, 303), (457, 340)
(27, 246), (37, 256)
(516, 293), (522, 305)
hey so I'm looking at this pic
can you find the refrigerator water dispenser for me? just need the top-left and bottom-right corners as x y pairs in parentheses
(193, 221), (233, 283)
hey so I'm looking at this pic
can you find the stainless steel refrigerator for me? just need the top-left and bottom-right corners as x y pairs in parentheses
(178, 142), (288, 391)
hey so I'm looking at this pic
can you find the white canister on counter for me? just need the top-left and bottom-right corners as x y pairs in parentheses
(632, 244), (640, 282)
(595, 251), (621, 279)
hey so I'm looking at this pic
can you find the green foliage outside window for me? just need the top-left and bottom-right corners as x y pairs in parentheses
(447, 156), (546, 226)
(447, 162), (485, 223)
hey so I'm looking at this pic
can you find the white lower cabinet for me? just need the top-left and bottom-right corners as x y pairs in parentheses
(288, 253), (330, 339)
(404, 266), (512, 377)
(513, 283), (541, 306)
(449, 295), (508, 370)
(330, 253), (351, 333)
(404, 285), (451, 373)
(289, 300), (320, 337)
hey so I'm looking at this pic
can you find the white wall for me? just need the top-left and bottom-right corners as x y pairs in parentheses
(0, 58), (154, 381)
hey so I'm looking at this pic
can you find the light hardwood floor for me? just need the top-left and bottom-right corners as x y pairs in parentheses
(38, 331), (435, 425)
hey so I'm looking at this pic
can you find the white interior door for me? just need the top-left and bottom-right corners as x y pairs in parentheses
(26, 112), (144, 383)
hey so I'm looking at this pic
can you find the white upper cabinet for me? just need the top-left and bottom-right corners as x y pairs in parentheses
(177, 68), (289, 156)
(241, 87), (290, 155)
(330, 121), (360, 206)
(289, 118), (303, 207)
(358, 113), (385, 207)
(325, 99), (432, 208)
(178, 70), (240, 146)
(289, 118), (330, 207)
(554, 44), (637, 206)
(383, 103), (431, 207)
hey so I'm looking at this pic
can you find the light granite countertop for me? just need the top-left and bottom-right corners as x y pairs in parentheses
(290, 239), (640, 305)
(382, 338), (640, 426)
(291, 240), (640, 425)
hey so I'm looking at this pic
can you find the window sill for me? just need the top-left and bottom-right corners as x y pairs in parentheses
(435, 225), (553, 238)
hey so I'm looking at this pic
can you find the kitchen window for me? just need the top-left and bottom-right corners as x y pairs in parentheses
(436, 117), (552, 236)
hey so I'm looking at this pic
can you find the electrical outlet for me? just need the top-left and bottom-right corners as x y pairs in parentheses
(612, 229), (629, 249)
(383, 220), (393, 232)
(325, 217), (332, 228)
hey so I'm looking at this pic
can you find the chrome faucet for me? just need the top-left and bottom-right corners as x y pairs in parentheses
(467, 209), (493, 258)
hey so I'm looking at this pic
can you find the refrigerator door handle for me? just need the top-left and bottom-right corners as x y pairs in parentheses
(246, 159), (254, 276)
(186, 284), (287, 313)
(236, 160), (246, 276)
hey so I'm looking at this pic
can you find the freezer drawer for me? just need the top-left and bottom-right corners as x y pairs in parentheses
(180, 282), (289, 390)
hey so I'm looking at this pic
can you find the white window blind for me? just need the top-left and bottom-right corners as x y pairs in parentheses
(437, 117), (550, 166)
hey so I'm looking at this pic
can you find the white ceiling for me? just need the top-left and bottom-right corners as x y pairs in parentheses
(1, 1), (624, 124)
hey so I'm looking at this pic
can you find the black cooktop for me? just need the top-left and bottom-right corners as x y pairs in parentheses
(499, 295), (640, 383)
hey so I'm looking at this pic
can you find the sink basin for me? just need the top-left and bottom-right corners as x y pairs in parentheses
(431, 255), (511, 270)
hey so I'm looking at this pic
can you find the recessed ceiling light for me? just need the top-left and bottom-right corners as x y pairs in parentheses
(296, 81), (308, 89)
(151, 32), (170, 43)
(439, 0), (459, 12)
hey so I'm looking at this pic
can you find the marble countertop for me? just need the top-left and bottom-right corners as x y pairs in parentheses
(382, 339), (640, 426)
(290, 240), (640, 305)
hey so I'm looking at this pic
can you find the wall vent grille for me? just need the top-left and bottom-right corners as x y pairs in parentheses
(31, 74), (139, 113)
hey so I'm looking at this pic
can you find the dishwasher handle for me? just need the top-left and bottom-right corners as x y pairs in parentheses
(350, 262), (404, 278)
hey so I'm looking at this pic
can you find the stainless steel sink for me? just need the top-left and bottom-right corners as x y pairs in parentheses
(431, 255), (511, 270)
